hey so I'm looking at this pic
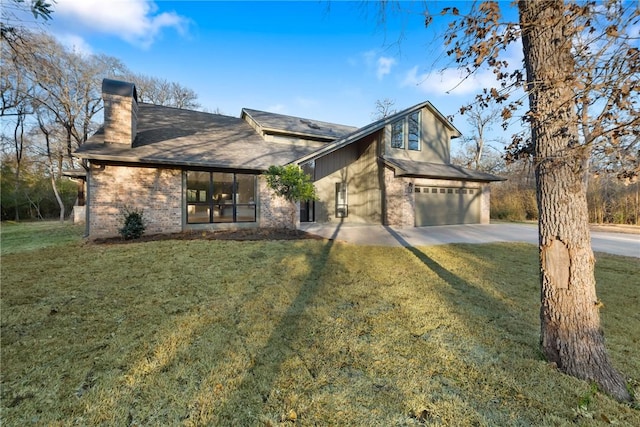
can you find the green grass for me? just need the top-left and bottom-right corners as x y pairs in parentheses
(1, 223), (639, 426)
(0, 221), (85, 255)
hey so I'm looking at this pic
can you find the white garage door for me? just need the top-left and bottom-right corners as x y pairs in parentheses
(414, 186), (481, 226)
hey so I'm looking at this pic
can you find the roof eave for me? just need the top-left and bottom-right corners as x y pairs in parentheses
(77, 153), (268, 173)
(382, 157), (506, 182)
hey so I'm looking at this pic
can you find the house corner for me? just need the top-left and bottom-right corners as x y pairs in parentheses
(258, 177), (299, 229)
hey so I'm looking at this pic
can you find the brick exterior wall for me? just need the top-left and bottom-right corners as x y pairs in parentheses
(103, 93), (137, 145)
(383, 166), (415, 227)
(88, 164), (182, 237)
(258, 177), (298, 229)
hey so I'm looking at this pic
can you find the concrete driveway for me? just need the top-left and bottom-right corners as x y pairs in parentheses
(299, 222), (640, 258)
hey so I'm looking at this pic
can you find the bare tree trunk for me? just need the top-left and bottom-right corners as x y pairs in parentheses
(38, 116), (66, 223)
(519, 0), (630, 402)
(49, 166), (65, 222)
(634, 183), (640, 225)
(13, 168), (21, 221)
(12, 110), (25, 221)
(25, 194), (43, 220)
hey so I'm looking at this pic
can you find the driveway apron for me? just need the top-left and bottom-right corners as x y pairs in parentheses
(299, 223), (639, 258)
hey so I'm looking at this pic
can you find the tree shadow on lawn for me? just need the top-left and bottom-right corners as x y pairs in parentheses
(212, 221), (345, 423)
(212, 226), (544, 424)
(387, 227), (537, 344)
(384, 227), (541, 362)
(78, 233), (344, 425)
(216, 227), (544, 424)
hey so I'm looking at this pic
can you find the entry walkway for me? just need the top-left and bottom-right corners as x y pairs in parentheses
(299, 222), (639, 258)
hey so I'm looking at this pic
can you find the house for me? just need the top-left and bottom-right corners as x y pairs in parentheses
(74, 79), (503, 238)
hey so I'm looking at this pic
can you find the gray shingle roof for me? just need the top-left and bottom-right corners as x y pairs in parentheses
(76, 100), (492, 184)
(242, 108), (358, 141)
(76, 104), (321, 170)
(382, 157), (505, 182)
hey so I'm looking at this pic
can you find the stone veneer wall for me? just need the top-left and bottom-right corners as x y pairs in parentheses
(88, 164), (182, 237)
(383, 166), (415, 227)
(258, 177), (298, 229)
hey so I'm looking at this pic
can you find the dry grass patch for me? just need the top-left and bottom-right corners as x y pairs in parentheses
(1, 225), (639, 425)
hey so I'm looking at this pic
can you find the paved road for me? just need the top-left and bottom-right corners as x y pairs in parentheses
(299, 222), (640, 258)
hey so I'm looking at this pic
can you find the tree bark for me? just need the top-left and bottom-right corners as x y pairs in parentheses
(12, 110), (25, 221)
(38, 115), (66, 223)
(50, 166), (65, 223)
(518, 0), (630, 402)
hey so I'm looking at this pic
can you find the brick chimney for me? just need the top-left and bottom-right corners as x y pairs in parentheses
(102, 79), (138, 145)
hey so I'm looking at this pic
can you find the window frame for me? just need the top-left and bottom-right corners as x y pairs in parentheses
(390, 111), (421, 151)
(391, 120), (405, 149)
(186, 171), (257, 224)
(407, 111), (421, 151)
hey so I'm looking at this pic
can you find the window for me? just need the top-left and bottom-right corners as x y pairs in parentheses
(186, 171), (256, 224)
(391, 120), (404, 148)
(408, 112), (420, 151)
(335, 182), (348, 217)
(390, 111), (421, 151)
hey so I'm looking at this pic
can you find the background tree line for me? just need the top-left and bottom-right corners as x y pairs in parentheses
(450, 105), (639, 226)
(1, 27), (201, 221)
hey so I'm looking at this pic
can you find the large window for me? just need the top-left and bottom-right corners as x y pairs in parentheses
(408, 111), (421, 151)
(186, 171), (256, 224)
(390, 111), (421, 151)
(391, 120), (404, 148)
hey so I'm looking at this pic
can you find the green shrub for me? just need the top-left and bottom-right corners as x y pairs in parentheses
(118, 207), (146, 240)
(264, 164), (316, 202)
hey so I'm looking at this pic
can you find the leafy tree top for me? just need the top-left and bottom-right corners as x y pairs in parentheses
(264, 164), (316, 203)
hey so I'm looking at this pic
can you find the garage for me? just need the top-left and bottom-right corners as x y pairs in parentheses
(414, 186), (481, 226)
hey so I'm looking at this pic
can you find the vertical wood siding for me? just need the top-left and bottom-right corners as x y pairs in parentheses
(314, 134), (382, 223)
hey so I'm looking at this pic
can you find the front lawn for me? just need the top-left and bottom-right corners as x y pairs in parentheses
(0, 221), (84, 255)
(1, 223), (638, 425)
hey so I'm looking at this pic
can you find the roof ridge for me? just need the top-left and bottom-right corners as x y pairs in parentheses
(241, 107), (358, 130)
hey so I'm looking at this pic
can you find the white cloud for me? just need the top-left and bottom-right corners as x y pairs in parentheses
(362, 50), (377, 65)
(402, 41), (524, 97)
(55, 33), (94, 56)
(54, 0), (189, 48)
(376, 56), (396, 80)
(355, 50), (397, 80)
(402, 66), (498, 96)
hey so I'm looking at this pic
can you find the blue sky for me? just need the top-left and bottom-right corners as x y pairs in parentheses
(35, 1), (523, 140)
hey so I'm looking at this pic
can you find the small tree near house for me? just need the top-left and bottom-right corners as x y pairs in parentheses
(264, 164), (316, 229)
(118, 206), (146, 240)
